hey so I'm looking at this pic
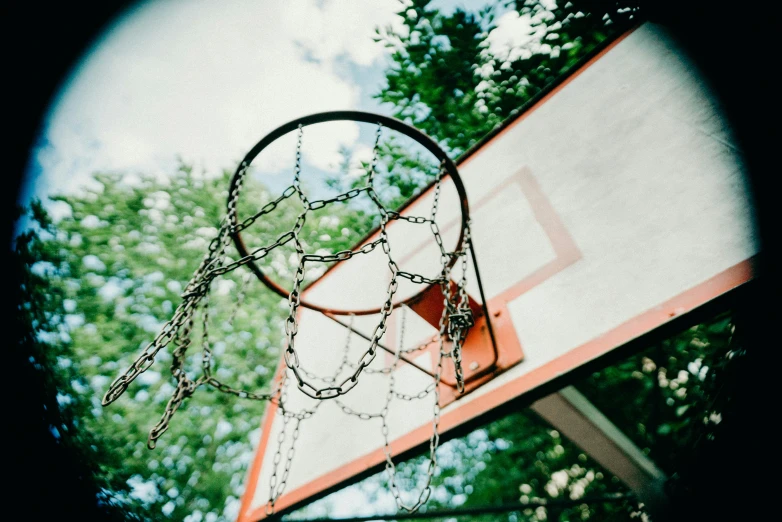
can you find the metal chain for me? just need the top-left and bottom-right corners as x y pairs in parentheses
(281, 124), (404, 401)
(440, 220), (473, 393)
(265, 313), (356, 512)
(147, 303), (198, 449)
(199, 271), (282, 401)
(295, 314), (355, 385)
(382, 305), (445, 512)
(266, 372), (292, 516)
(102, 121), (475, 517)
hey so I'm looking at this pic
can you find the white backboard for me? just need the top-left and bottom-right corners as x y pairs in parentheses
(238, 22), (757, 522)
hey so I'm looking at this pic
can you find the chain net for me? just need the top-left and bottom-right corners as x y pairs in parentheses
(102, 122), (475, 514)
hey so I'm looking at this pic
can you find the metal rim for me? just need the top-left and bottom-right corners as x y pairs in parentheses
(228, 110), (470, 316)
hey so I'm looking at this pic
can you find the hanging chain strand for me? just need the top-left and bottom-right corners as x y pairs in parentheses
(282, 123), (402, 401)
(381, 304), (445, 512)
(102, 121), (474, 516)
(266, 313), (356, 514)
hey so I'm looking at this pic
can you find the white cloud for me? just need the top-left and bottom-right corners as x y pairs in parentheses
(27, 0), (406, 199)
(346, 143), (375, 178)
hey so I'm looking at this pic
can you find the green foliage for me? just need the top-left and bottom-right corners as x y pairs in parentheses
(300, 2), (742, 521)
(15, 197), (134, 519)
(577, 314), (740, 475)
(327, 135), (441, 213)
(16, 2), (740, 521)
(375, 1), (494, 153)
(300, 312), (739, 522)
(16, 165), (377, 521)
(375, 0), (639, 154)
(401, 411), (634, 521)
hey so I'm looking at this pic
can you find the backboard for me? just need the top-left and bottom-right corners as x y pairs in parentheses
(238, 22), (757, 522)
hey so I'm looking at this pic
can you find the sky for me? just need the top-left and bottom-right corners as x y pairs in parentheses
(18, 0), (526, 517)
(17, 4), (760, 519)
(21, 0), (520, 217)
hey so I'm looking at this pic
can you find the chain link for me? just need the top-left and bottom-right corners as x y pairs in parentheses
(102, 121), (475, 515)
(265, 312), (356, 513)
(381, 305), (444, 512)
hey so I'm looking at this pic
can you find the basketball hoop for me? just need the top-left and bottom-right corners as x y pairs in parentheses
(229, 111), (471, 316)
(102, 110), (497, 515)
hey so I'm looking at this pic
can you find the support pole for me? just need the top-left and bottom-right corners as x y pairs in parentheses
(530, 386), (668, 517)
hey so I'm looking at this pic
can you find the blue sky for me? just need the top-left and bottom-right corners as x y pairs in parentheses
(21, 0), (529, 217)
(16, 1), (544, 518)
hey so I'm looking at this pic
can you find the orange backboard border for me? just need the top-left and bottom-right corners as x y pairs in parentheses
(238, 259), (753, 522)
(237, 22), (756, 522)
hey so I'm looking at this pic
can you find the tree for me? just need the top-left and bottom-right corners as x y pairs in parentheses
(15, 1), (742, 521)
(375, 0), (639, 155)
(361, 1), (743, 520)
(13, 201), (131, 521)
(15, 165), (376, 521)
